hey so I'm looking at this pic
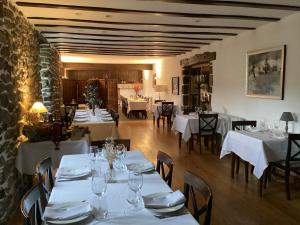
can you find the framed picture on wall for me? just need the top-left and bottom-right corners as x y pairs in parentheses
(246, 45), (286, 100)
(172, 77), (179, 95)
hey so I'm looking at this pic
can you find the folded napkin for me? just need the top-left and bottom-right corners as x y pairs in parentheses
(57, 167), (90, 178)
(143, 190), (186, 209)
(43, 202), (92, 221)
(126, 162), (155, 172)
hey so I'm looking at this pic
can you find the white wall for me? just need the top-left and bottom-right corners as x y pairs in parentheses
(155, 12), (300, 132)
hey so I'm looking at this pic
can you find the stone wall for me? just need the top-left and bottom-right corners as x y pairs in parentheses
(40, 44), (62, 118)
(0, 0), (56, 223)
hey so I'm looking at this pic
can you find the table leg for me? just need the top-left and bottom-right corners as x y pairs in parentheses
(188, 138), (193, 154)
(231, 153), (236, 179)
(157, 117), (160, 128)
(258, 175), (263, 197)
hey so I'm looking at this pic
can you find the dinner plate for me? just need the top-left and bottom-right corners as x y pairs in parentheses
(46, 202), (90, 224)
(73, 118), (89, 122)
(57, 167), (91, 179)
(144, 192), (185, 214)
(126, 163), (155, 173)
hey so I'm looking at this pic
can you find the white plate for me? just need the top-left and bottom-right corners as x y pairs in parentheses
(57, 168), (91, 179)
(73, 118), (89, 122)
(126, 163), (155, 173)
(144, 192), (185, 213)
(46, 202), (90, 224)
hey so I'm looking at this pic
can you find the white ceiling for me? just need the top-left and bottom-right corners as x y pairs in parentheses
(13, 0), (300, 63)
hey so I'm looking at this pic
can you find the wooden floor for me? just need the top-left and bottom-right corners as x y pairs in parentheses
(118, 120), (300, 225)
(10, 119), (300, 225)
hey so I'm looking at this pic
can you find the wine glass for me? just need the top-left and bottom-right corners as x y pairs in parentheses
(127, 171), (143, 211)
(91, 174), (107, 199)
(91, 174), (108, 220)
(89, 146), (99, 172)
(195, 106), (201, 114)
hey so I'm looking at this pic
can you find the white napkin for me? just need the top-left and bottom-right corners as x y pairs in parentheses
(126, 162), (154, 172)
(57, 167), (90, 178)
(143, 190), (186, 209)
(43, 202), (92, 221)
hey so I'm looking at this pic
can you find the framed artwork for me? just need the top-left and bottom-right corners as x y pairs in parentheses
(172, 77), (179, 95)
(246, 45), (286, 100)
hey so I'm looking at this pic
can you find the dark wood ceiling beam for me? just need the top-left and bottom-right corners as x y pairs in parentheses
(35, 24), (237, 36)
(57, 47), (182, 53)
(59, 50), (179, 56)
(42, 31), (223, 41)
(51, 41), (196, 49)
(28, 17), (256, 30)
(150, 0), (300, 11)
(16, 2), (279, 21)
(55, 46), (187, 52)
(47, 36), (209, 45)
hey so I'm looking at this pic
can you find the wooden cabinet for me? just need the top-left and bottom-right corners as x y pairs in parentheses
(62, 79), (77, 105)
(181, 52), (216, 113)
(77, 80), (87, 104)
(107, 79), (118, 112)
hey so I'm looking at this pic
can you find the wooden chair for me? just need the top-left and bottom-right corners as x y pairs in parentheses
(231, 121), (257, 183)
(91, 139), (131, 151)
(20, 183), (47, 225)
(156, 151), (173, 187)
(196, 113), (218, 154)
(269, 133), (300, 200)
(158, 102), (174, 128)
(184, 171), (212, 225)
(109, 109), (120, 127)
(36, 157), (54, 199)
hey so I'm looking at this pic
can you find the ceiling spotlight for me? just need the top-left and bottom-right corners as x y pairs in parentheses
(195, 19), (201, 23)
(75, 12), (82, 16)
(105, 14), (111, 18)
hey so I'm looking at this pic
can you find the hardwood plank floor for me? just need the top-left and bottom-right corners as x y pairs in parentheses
(10, 119), (300, 225)
(118, 120), (300, 225)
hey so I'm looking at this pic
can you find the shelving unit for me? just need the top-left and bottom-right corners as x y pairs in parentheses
(180, 52), (216, 114)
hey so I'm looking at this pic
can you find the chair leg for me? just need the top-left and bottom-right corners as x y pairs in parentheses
(199, 136), (202, 154)
(245, 162), (249, 183)
(258, 176), (263, 197)
(178, 133), (182, 148)
(231, 153), (236, 179)
(162, 117), (165, 128)
(285, 169), (291, 200)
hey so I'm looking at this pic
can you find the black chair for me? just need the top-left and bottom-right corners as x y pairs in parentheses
(184, 171), (212, 225)
(231, 121), (257, 182)
(156, 151), (173, 187)
(154, 99), (165, 104)
(91, 139), (131, 151)
(270, 133), (300, 200)
(109, 109), (120, 127)
(196, 113), (218, 154)
(36, 157), (54, 199)
(158, 102), (174, 128)
(20, 183), (47, 225)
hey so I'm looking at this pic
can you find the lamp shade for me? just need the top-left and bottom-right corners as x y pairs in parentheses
(154, 85), (168, 92)
(280, 112), (294, 122)
(30, 101), (48, 113)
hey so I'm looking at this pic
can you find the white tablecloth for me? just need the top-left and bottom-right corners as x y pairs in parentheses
(172, 113), (243, 142)
(72, 110), (119, 141)
(48, 152), (199, 225)
(220, 130), (288, 178)
(16, 136), (89, 175)
(152, 104), (180, 120)
(121, 95), (148, 114)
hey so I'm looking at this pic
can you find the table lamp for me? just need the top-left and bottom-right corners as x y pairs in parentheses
(154, 85), (168, 100)
(30, 101), (48, 123)
(280, 112), (294, 133)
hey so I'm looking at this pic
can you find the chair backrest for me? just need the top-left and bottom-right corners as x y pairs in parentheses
(184, 171), (212, 225)
(154, 99), (165, 104)
(232, 120), (256, 131)
(198, 113), (218, 134)
(156, 151), (173, 187)
(36, 157), (54, 199)
(286, 133), (300, 168)
(91, 139), (131, 151)
(161, 102), (174, 116)
(109, 110), (120, 127)
(21, 183), (47, 225)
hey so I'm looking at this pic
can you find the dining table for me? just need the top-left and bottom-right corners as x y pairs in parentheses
(220, 129), (288, 179)
(121, 94), (148, 115)
(172, 112), (244, 150)
(46, 151), (199, 225)
(72, 109), (119, 142)
(16, 135), (89, 175)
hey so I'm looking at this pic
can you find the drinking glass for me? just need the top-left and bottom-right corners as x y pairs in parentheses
(195, 106), (201, 114)
(127, 171), (143, 211)
(114, 144), (127, 170)
(89, 146), (100, 173)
